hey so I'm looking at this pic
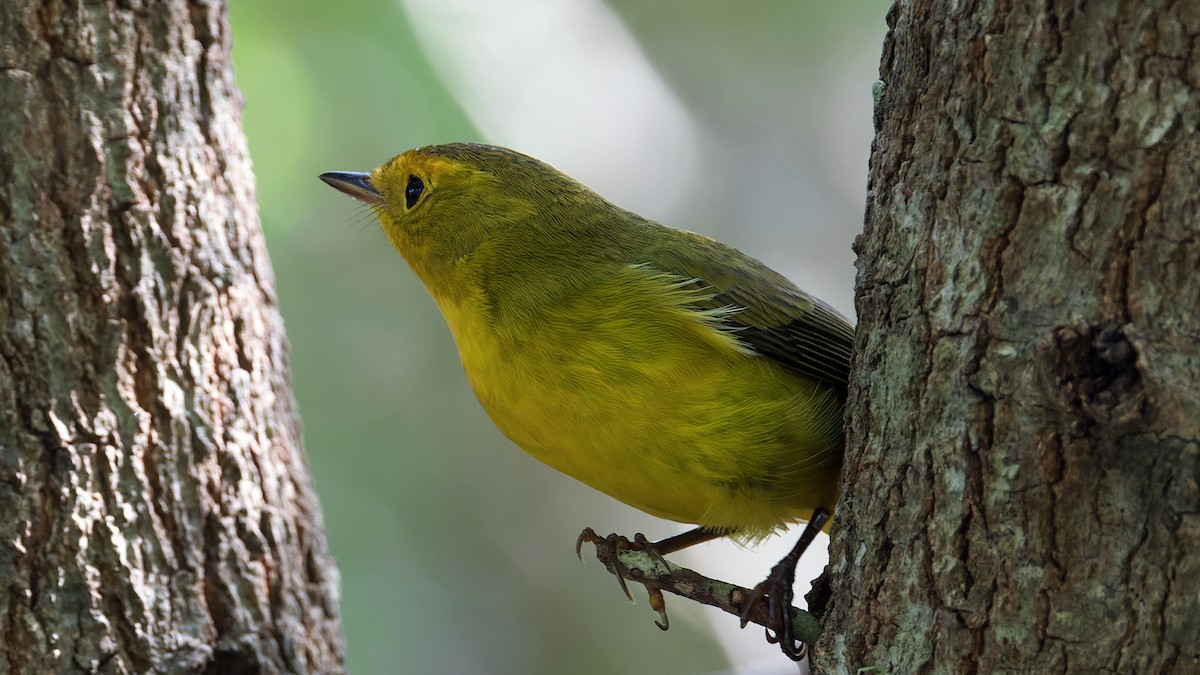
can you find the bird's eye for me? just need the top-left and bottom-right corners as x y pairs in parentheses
(405, 175), (425, 209)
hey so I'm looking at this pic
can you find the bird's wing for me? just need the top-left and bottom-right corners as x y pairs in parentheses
(639, 234), (855, 394)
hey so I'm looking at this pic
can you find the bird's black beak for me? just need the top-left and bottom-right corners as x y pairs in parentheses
(319, 171), (383, 206)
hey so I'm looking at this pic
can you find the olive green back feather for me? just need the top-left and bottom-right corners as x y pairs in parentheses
(640, 230), (854, 395)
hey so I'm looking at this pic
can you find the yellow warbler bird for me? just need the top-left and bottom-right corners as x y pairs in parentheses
(321, 143), (852, 658)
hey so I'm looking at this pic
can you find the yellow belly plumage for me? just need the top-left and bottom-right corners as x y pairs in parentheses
(438, 262), (843, 539)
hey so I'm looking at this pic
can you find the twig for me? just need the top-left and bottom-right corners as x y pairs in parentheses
(580, 539), (821, 646)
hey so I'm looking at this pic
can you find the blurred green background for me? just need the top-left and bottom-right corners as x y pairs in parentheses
(228, 1), (885, 672)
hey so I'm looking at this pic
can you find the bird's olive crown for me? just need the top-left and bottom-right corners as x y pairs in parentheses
(374, 143), (590, 219)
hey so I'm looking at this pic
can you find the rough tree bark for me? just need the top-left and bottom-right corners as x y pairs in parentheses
(818, 1), (1199, 673)
(0, 2), (344, 673)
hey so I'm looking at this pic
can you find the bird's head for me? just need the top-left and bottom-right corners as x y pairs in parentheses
(321, 143), (590, 289)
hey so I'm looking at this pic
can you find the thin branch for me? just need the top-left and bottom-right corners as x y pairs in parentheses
(579, 539), (821, 646)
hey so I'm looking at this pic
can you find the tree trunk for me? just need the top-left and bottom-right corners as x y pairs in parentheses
(817, 1), (1200, 673)
(0, 2), (344, 673)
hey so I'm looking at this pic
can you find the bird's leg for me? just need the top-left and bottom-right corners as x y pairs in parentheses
(739, 508), (831, 661)
(646, 527), (725, 555)
(577, 526), (724, 630)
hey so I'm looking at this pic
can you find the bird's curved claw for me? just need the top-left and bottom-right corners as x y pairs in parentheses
(577, 527), (673, 628)
(577, 528), (636, 602)
(575, 527), (599, 562)
(647, 583), (669, 630)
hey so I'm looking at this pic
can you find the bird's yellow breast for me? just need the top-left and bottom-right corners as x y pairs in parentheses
(433, 263), (842, 537)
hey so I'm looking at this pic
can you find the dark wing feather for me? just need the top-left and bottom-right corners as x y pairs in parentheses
(641, 230), (855, 394)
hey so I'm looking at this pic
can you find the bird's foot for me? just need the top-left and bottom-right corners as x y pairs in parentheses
(738, 558), (805, 660)
(577, 528), (671, 630)
(737, 508), (830, 661)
